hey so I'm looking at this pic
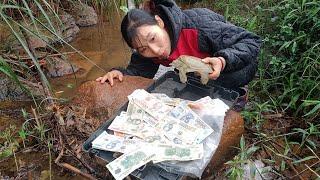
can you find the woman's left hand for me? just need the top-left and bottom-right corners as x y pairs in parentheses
(201, 57), (225, 80)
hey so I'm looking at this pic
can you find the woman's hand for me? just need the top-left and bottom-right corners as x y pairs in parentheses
(201, 57), (225, 80)
(95, 70), (124, 86)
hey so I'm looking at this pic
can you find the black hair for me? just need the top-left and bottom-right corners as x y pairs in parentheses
(121, 9), (158, 48)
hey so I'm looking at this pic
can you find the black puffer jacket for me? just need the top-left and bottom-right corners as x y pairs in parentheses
(117, 0), (261, 88)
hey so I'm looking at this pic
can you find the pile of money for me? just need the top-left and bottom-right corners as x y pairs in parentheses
(92, 89), (217, 180)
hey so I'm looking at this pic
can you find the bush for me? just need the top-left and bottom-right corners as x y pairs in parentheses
(252, 0), (320, 119)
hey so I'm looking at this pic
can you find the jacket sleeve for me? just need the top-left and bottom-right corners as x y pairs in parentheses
(199, 21), (262, 73)
(113, 52), (159, 79)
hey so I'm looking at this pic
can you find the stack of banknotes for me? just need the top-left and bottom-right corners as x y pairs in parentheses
(91, 89), (218, 180)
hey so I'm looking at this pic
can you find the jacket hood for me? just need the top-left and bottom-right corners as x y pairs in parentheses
(155, 3), (183, 52)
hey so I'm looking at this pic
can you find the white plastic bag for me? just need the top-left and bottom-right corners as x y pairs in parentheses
(156, 97), (229, 178)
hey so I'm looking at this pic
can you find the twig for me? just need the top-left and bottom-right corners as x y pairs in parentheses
(4, 51), (78, 61)
(60, 133), (95, 173)
(263, 113), (283, 119)
(54, 132), (96, 179)
(306, 146), (320, 160)
(304, 164), (320, 178)
(267, 141), (304, 180)
(290, 161), (320, 178)
(54, 134), (64, 164)
(245, 127), (300, 147)
(261, 145), (287, 179)
(269, 138), (301, 159)
(285, 159), (305, 180)
(291, 146), (320, 179)
(31, 107), (41, 129)
(55, 148), (64, 164)
(252, 160), (266, 180)
(59, 163), (96, 180)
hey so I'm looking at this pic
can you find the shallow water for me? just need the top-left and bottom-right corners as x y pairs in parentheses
(51, 17), (131, 99)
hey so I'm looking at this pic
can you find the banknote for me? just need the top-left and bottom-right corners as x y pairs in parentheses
(151, 93), (172, 101)
(168, 101), (214, 143)
(113, 131), (127, 138)
(194, 96), (229, 115)
(128, 89), (172, 121)
(108, 111), (169, 143)
(106, 147), (155, 180)
(127, 100), (144, 120)
(151, 93), (177, 107)
(92, 131), (143, 154)
(127, 100), (159, 126)
(152, 93), (187, 107)
(95, 92), (223, 180)
(108, 112), (148, 138)
(152, 143), (204, 163)
(155, 116), (198, 145)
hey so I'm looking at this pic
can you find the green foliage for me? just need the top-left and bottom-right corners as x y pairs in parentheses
(273, 0), (320, 55)
(18, 126), (28, 148)
(242, 101), (274, 129)
(208, 0), (320, 176)
(207, 0), (320, 119)
(254, 0), (320, 119)
(225, 136), (260, 179)
(302, 100), (320, 118)
(0, 125), (19, 162)
(88, 0), (126, 18)
(293, 122), (320, 150)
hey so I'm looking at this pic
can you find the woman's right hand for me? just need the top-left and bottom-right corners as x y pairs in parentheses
(95, 70), (123, 86)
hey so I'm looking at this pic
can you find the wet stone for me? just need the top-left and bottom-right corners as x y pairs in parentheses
(71, 3), (98, 27)
(45, 56), (80, 77)
(56, 12), (80, 43)
(71, 75), (154, 120)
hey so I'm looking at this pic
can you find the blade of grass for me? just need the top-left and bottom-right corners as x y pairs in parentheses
(0, 56), (28, 93)
(33, 0), (58, 34)
(0, 12), (51, 91)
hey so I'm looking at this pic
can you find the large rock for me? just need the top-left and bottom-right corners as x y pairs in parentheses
(201, 110), (244, 178)
(10, 12), (79, 51)
(46, 56), (80, 77)
(55, 12), (80, 43)
(28, 12), (79, 47)
(72, 76), (154, 120)
(71, 3), (98, 27)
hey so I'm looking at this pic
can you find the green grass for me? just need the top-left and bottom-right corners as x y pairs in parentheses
(192, 0), (320, 178)
(225, 135), (260, 179)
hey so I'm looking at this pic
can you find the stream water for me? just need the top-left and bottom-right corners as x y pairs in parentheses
(51, 17), (131, 99)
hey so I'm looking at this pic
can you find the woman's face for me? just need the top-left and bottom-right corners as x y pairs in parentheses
(132, 15), (171, 59)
